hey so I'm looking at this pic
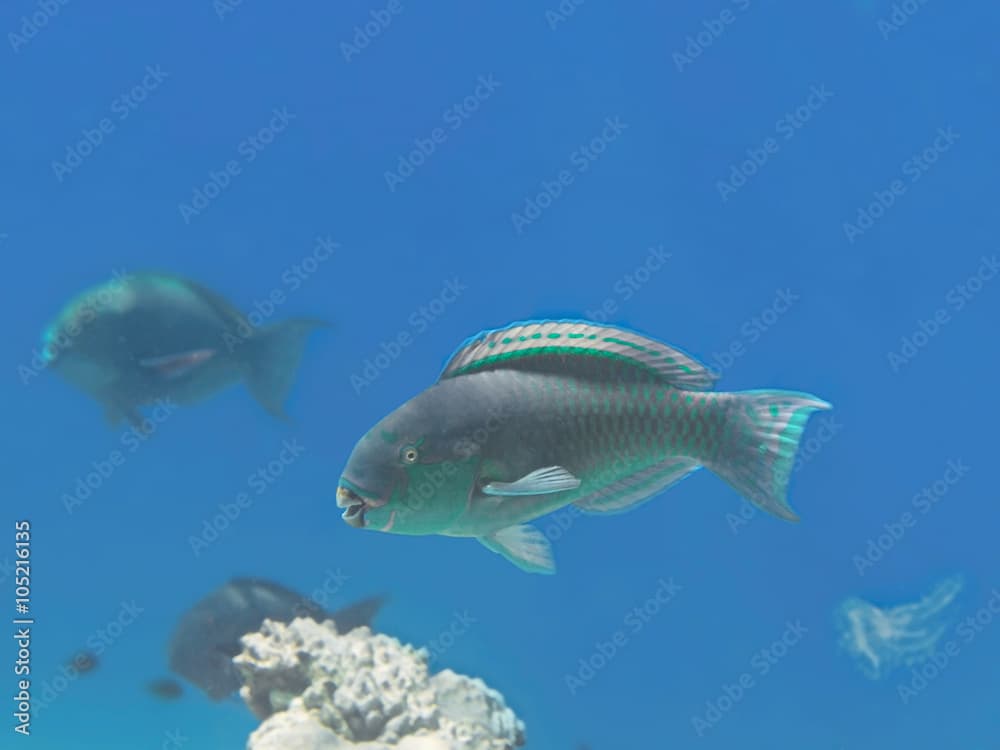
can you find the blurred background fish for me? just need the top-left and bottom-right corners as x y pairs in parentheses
(40, 272), (327, 427)
(167, 577), (385, 700)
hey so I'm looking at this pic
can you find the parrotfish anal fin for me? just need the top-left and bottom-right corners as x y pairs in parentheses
(482, 466), (580, 497)
(139, 349), (216, 379)
(438, 319), (718, 391)
(479, 524), (555, 574)
(574, 458), (701, 514)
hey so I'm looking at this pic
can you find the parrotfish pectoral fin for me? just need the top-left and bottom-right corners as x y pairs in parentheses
(482, 466), (581, 497)
(710, 390), (832, 521)
(243, 318), (329, 419)
(574, 458), (701, 514)
(438, 319), (718, 390)
(479, 524), (555, 574)
(139, 349), (217, 379)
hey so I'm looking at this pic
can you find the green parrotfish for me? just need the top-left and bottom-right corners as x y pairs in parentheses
(41, 272), (327, 426)
(337, 319), (831, 574)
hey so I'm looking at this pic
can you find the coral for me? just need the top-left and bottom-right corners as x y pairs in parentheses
(235, 617), (526, 750)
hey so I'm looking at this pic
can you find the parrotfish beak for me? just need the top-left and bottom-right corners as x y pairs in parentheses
(336, 484), (387, 529)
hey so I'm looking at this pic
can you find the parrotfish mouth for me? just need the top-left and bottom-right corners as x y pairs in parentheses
(336, 485), (385, 529)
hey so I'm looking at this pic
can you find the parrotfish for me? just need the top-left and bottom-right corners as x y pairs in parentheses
(337, 319), (831, 574)
(41, 272), (327, 426)
(167, 577), (385, 700)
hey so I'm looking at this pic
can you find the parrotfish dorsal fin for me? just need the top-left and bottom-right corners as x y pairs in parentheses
(438, 319), (718, 391)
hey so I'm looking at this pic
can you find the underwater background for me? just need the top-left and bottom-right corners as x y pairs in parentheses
(3, 1), (1000, 748)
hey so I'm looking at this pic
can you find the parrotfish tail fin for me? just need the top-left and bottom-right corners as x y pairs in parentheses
(243, 318), (329, 419)
(710, 390), (832, 521)
(327, 595), (387, 634)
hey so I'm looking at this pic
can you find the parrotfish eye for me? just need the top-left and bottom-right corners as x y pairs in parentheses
(401, 446), (419, 464)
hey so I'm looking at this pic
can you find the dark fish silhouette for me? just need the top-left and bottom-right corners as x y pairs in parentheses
(147, 678), (184, 700)
(168, 577), (384, 700)
(41, 272), (327, 427)
(68, 650), (98, 675)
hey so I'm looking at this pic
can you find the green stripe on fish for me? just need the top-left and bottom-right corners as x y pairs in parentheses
(336, 318), (831, 574)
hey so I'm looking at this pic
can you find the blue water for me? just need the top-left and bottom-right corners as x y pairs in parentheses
(3, 2), (999, 748)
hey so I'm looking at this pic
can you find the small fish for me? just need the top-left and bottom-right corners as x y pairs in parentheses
(337, 319), (831, 573)
(41, 272), (327, 427)
(168, 577), (385, 700)
(68, 650), (98, 674)
(147, 678), (183, 700)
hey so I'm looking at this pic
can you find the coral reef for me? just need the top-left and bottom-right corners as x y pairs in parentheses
(234, 617), (526, 750)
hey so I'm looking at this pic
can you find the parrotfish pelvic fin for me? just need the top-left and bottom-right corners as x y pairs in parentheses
(102, 399), (144, 430)
(479, 524), (555, 574)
